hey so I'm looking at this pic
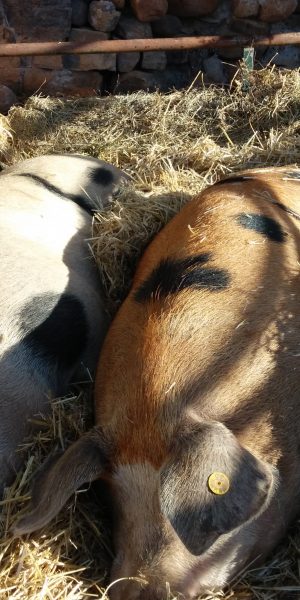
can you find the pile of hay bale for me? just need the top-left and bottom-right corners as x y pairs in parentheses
(0, 67), (299, 599)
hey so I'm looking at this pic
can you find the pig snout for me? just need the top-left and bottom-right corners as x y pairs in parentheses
(108, 577), (194, 600)
(108, 546), (229, 600)
(109, 581), (164, 600)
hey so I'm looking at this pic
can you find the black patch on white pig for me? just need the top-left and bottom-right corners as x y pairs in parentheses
(20, 292), (88, 372)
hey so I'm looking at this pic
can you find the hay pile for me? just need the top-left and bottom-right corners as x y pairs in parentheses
(0, 67), (300, 599)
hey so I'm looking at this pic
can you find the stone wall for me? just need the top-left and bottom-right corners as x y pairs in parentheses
(0, 0), (299, 111)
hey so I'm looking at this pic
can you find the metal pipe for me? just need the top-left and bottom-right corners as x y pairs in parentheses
(0, 32), (299, 56)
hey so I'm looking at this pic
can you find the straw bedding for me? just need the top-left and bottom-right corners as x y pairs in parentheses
(0, 67), (300, 599)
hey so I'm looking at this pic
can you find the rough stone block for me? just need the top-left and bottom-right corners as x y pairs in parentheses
(69, 27), (109, 41)
(23, 67), (54, 93)
(218, 46), (243, 59)
(188, 48), (208, 71)
(116, 15), (152, 39)
(0, 64), (21, 91)
(23, 67), (103, 96)
(181, 16), (226, 36)
(130, 0), (168, 22)
(0, 56), (20, 68)
(113, 70), (154, 93)
(117, 52), (140, 72)
(262, 45), (300, 67)
(111, 0), (125, 6)
(231, 17), (270, 34)
(166, 49), (189, 64)
(232, 0), (259, 18)
(0, 83), (17, 114)
(68, 28), (112, 69)
(151, 14), (183, 37)
(88, 0), (120, 32)
(71, 0), (89, 26)
(259, 0), (297, 22)
(203, 54), (228, 85)
(114, 66), (191, 93)
(32, 55), (63, 69)
(0, 22), (15, 41)
(264, 17), (294, 33)
(0, 1), (15, 41)
(3, 0), (72, 41)
(0, 56), (22, 88)
(157, 65), (193, 91)
(64, 52), (116, 71)
(208, 0), (231, 21)
(168, 0), (219, 17)
(141, 51), (167, 71)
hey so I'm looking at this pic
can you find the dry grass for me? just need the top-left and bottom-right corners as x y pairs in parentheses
(0, 66), (300, 599)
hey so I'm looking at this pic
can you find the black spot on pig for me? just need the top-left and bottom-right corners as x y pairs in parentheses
(236, 213), (285, 243)
(135, 254), (230, 302)
(89, 166), (114, 186)
(20, 292), (88, 372)
(215, 176), (252, 186)
(17, 173), (95, 214)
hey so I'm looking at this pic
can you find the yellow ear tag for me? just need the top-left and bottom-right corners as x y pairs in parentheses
(208, 472), (230, 495)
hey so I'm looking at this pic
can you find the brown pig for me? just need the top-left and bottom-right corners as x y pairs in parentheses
(15, 166), (300, 599)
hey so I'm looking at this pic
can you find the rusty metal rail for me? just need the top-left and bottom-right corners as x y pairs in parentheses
(0, 32), (299, 56)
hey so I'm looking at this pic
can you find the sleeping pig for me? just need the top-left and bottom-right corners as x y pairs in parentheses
(14, 166), (300, 599)
(0, 153), (124, 493)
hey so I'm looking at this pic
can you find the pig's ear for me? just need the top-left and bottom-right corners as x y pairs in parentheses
(160, 421), (277, 556)
(13, 428), (108, 536)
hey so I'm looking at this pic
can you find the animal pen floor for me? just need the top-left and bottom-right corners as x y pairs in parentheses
(0, 67), (300, 600)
